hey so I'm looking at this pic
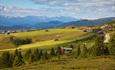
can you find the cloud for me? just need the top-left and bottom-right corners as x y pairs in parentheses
(30, 0), (115, 19)
(0, 0), (115, 19)
(0, 5), (74, 17)
(31, 0), (115, 6)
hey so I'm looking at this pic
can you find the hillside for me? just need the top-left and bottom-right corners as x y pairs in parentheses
(62, 17), (115, 26)
(0, 28), (86, 50)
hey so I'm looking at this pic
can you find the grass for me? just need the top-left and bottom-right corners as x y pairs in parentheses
(1, 56), (115, 70)
(11, 28), (83, 38)
(11, 28), (86, 42)
(18, 40), (71, 49)
(0, 28), (86, 51)
(0, 40), (72, 51)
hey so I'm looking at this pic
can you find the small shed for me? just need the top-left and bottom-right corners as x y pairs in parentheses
(61, 47), (73, 54)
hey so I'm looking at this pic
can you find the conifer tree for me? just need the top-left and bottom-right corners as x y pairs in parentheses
(76, 46), (81, 57)
(80, 46), (88, 57)
(50, 48), (56, 57)
(0, 51), (14, 68)
(13, 49), (25, 66)
(39, 49), (43, 59)
(24, 49), (32, 60)
(30, 49), (41, 62)
(109, 38), (115, 55)
(34, 49), (40, 61)
(24, 49), (33, 63)
(43, 50), (49, 60)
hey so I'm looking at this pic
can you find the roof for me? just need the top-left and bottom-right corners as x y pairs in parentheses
(61, 47), (72, 50)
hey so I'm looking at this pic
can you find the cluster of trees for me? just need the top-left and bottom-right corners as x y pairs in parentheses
(0, 47), (60, 69)
(11, 38), (32, 46)
(0, 49), (25, 68)
(75, 35), (115, 58)
(109, 34), (115, 55)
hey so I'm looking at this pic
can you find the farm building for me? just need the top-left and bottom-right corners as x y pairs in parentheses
(80, 27), (93, 32)
(60, 47), (73, 54)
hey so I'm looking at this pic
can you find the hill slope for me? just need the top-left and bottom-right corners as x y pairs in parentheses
(62, 17), (115, 26)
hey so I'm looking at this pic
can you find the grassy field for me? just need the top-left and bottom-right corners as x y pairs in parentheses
(0, 40), (72, 51)
(1, 56), (115, 70)
(0, 28), (87, 51)
(11, 28), (86, 41)
(11, 28), (82, 38)
(18, 40), (71, 49)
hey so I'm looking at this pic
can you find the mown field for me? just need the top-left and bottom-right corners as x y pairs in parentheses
(0, 28), (87, 51)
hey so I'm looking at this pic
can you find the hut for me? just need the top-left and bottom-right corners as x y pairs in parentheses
(60, 47), (73, 54)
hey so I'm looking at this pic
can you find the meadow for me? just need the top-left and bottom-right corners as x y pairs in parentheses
(1, 56), (115, 70)
(0, 28), (87, 51)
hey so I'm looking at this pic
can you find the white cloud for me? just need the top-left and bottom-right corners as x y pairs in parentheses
(0, 0), (115, 19)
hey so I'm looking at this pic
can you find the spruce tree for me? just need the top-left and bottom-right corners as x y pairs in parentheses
(56, 47), (62, 59)
(35, 49), (41, 60)
(76, 46), (81, 57)
(80, 46), (88, 57)
(13, 49), (25, 66)
(24, 49), (33, 63)
(0, 51), (14, 68)
(50, 48), (56, 57)
(24, 49), (32, 60)
(43, 50), (49, 60)
(30, 49), (41, 62)
(109, 38), (115, 55)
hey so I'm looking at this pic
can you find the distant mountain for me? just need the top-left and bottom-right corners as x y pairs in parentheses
(62, 17), (115, 27)
(30, 21), (63, 29)
(0, 15), (77, 30)
(0, 16), (115, 31)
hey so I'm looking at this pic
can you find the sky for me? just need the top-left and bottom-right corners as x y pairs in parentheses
(0, 0), (115, 19)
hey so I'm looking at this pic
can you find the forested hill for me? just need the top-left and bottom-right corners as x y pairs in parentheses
(62, 17), (115, 26)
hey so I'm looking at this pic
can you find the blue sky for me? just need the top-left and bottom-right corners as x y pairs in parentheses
(0, 0), (115, 19)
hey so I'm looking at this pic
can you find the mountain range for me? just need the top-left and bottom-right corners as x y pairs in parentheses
(0, 15), (115, 31)
(61, 17), (115, 27)
(0, 15), (77, 30)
